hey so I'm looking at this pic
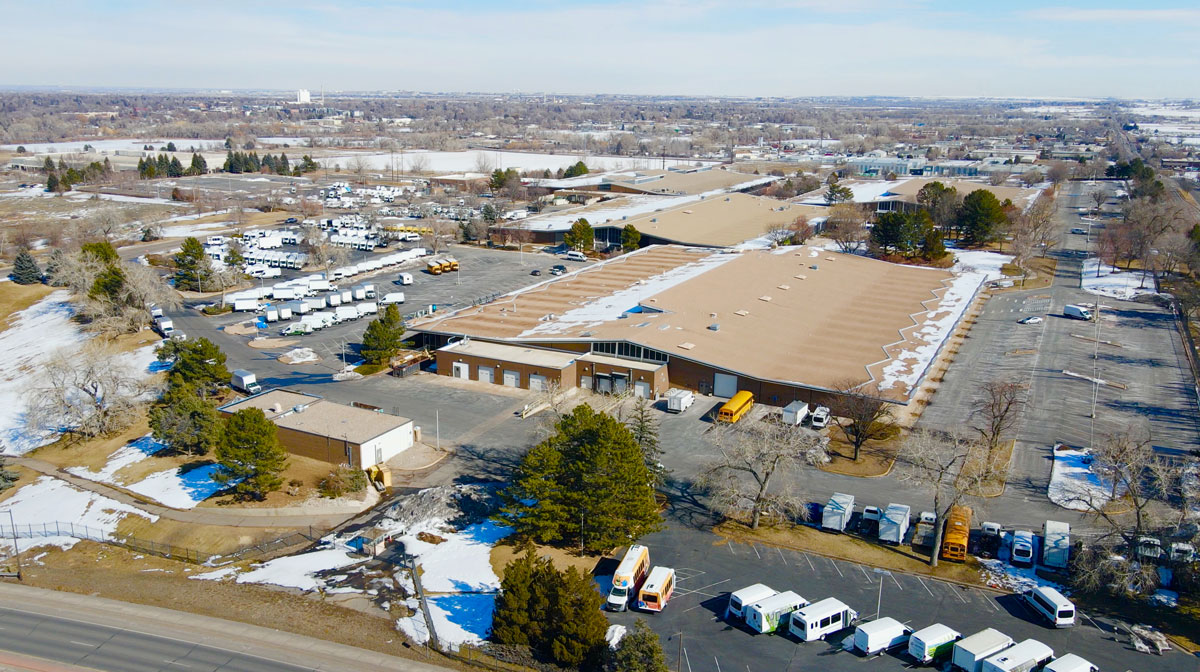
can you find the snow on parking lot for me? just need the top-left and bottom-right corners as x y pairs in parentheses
(0, 476), (158, 550)
(1081, 259), (1158, 300)
(1048, 445), (1122, 511)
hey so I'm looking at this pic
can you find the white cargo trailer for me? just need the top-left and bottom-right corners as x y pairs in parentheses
(666, 389), (695, 413)
(853, 617), (911, 656)
(952, 629), (1014, 672)
(277, 305), (293, 321)
(233, 299), (259, 312)
(879, 503), (911, 545)
(335, 306), (359, 322)
(782, 400), (810, 425)
(264, 306), (279, 322)
(821, 493), (855, 533)
(745, 591), (807, 634)
(327, 293), (342, 307)
(1042, 521), (1070, 570)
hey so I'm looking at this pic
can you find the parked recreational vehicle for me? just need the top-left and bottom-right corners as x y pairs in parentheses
(941, 505), (972, 562)
(821, 493), (855, 533)
(666, 389), (695, 414)
(952, 629), (1014, 672)
(979, 639), (1053, 672)
(788, 598), (857, 642)
(726, 584), (776, 622)
(636, 566), (675, 613)
(879, 503), (911, 545)
(1024, 586), (1075, 628)
(746, 591), (807, 634)
(908, 623), (961, 665)
(607, 545), (650, 612)
(717, 391), (754, 423)
(853, 617), (911, 656)
(1042, 521), (1070, 570)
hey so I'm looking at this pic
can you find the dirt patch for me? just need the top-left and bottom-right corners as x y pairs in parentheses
(223, 321), (260, 336)
(0, 464), (39, 504)
(716, 520), (984, 586)
(114, 516), (304, 557)
(197, 454), (332, 509)
(489, 539), (606, 582)
(819, 427), (899, 478)
(2, 542), (469, 669)
(249, 337), (297, 349)
(33, 417), (154, 471)
(0, 282), (55, 331)
(996, 256), (1057, 292)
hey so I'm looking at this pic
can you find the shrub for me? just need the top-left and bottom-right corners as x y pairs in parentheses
(318, 465), (368, 498)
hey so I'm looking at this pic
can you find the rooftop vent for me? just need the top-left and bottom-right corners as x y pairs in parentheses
(825, 257), (836, 261)
(734, 310), (749, 317)
(678, 342), (695, 350)
(708, 323), (720, 331)
(794, 274), (807, 280)
(272, 403), (283, 414)
(778, 284), (791, 290)
(710, 312), (718, 319)
(759, 295), (773, 302)
(810, 265), (819, 270)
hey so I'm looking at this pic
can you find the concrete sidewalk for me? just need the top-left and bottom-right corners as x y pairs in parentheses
(10, 456), (360, 529)
(0, 583), (451, 672)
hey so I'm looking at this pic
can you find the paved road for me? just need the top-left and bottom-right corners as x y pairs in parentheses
(0, 583), (450, 672)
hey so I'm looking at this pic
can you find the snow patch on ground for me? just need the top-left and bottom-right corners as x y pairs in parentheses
(877, 250), (1010, 392)
(66, 435), (167, 483)
(0, 291), (88, 455)
(66, 434), (229, 509)
(235, 548), (364, 591)
(397, 520), (510, 593)
(1048, 446), (1122, 511)
(1081, 259), (1158, 300)
(979, 557), (1065, 594)
(189, 565), (240, 581)
(160, 222), (230, 238)
(280, 347), (320, 364)
(1150, 589), (1179, 608)
(0, 476), (158, 550)
(606, 624), (627, 649)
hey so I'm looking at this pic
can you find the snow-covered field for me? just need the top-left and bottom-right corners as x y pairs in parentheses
(1048, 446), (1121, 511)
(877, 249), (1010, 392)
(1081, 259), (1158, 300)
(320, 149), (716, 174)
(1, 138), (224, 154)
(0, 292), (88, 455)
(0, 476), (158, 550)
(233, 548), (362, 591)
(66, 435), (229, 510)
(160, 221), (230, 238)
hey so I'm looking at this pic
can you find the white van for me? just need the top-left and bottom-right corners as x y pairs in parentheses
(745, 591), (807, 634)
(788, 597), (857, 642)
(1043, 653), (1097, 672)
(980, 639), (1053, 672)
(1024, 585), (1075, 628)
(726, 584), (777, 621)
(381, 292), (405, 305)
(1011, 530), (1035, 567)
(1063, 304), (1092, 321)
(853, 617), (911, 656)
(565, 250), (587, 262)
(908, 623), (961, 665)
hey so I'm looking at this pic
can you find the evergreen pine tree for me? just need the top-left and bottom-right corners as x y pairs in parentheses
(627, 396), (665, 486)
(621, 224), (641, 251)
(168, 156), (184, 177)
(43, 249), (66, 286)
(215, 408), (287, 500)
(224, 150), (235, 172)
(11, 251), (42, 284)
(359, 304), (405, 364)
(156, 154), (170, 176)
(158, 338), (229, 396)
(610, 620), (669, 672)
(278, 153), (289, 173)
(166, 141), (177, 152)
(958, 189), (1007, 248)
(45, 173), (60, 193)
(43, 157), (55, 172)
(549, 566), (608, 670)
(190, 153), (207, 173)
(0, 457), (17, 494)
(148, 380), (224, 456)
(527, 555), (563, 653)
(490, 544), (538, 647)
(173, 237), (213, 291)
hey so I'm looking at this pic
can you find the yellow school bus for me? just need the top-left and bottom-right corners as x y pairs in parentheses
(426, 259), (443, 275)
(717, 391), (754, 423)
(443, 257), (459, 271)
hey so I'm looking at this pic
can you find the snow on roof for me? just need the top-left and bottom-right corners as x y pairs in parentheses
(798, 179), (905, 206)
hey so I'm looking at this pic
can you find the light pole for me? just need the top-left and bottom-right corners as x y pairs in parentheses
(874, 568), (891, 618)
(8, 509), (20, 581)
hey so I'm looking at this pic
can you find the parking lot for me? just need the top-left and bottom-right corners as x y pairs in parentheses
(609, 522), (1193, 672)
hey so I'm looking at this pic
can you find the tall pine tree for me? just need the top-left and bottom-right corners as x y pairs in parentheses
(627, 396), (665, 487)
(215, 408), (287, 500)
(611, 620), (669, 672)
(491, 545), (538, 647)
(11, 251), (42, 284)
(360, 304), (405, 364)
(550, 566), (608, 670)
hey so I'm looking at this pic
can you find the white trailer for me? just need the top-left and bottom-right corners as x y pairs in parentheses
(309, 279), (332, 293)
(233, 299), (259, 312)
(358, 302), (378, 315)
(666, 389), (695, 413)
(277, 305), (293, 321)
(350, 285), (368, 301)
(335, 306), (360, 322)
(782, 400), (810, 425)
(821, 493), (855, 533)
(397, 272), (413, 285)
(725, 584), (776, 622)
(339, 289), (353, 304)
(788, 598), (857, 642)
(980, 639), (1053, 672)
(745, 591), (807, 634)
(264, 306), (280, 323)
(879, 503), (911, 545)
(327, 292), (342, 307)
(952, 629), (1014, 672)
(283, 300), (309, 315)
(1042, 653), (1097, 672)
(305, 296), (327, 311)
(272, 287), (296, 301)
(1042, 521), (1070, 570)
(853, 617), (911, 656)
(908, 623), (961, 664)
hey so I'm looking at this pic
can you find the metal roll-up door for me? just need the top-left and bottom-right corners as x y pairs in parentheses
(634, 381), (651, 399)
(596, 374), (613, 394)
(528, 374), (548, 392)
(477, 366), (494, 384)
(713, 372), (737, 398)
(613, 374), (628, 395)
(502, 370), (520, 387)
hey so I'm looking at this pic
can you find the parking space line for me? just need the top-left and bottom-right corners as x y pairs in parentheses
(1081, 612), (1102, 630)
(801, 552), (814, 572)
(675, 578), (731, 598)
(890, 573), (902, 590)
(827, 557), (844, 577)
(776, 548), (788, 566)
(727, 541), (736, 555)
(751, 544), (761, 559)
(857, 564), (871, 581)
(976, 591), (998, 612)
(714, 656), (721, 672)
(684, 647), (692, 672)
(916, 576), (935, 597)
(950, 585), (968, 603)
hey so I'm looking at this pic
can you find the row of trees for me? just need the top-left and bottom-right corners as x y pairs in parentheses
(44, 157), (114, 193)
(869, 210), (946, 260)
(222, 150), (317, 175)
(49, 240), (179, 335)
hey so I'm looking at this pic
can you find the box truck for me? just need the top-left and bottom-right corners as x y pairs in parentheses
(980, 639), (1053, 672)
(272, 286), (296, 301)
(1063, 304), (1092, 320)
(782, 400), (810, 426)
(283, 300), (309, 315)
(725, 584), (776, 622)
(350, 285), (368, 301)
(952, 629), (1014, 672)
(335, 306), (360, 323)
(908, 623), (961, 664)
(358, 302), (378, 316)
(233, 299), (259, 312)
(746, 591), (807, 634)
(666, 389), (695, 414)
(788, 598), (857, 642)
(327, 292), (342, 307)
(1041, 521), (1070, 570)
(397, 272), (413, 285)
(264, 306), (280, 323)
(879, 503), (911, 545)
(853, 617), (911, 656)
(230, 370), (261, 395)
(821, 493), (855, 533)
(154, 317), (176, 338)
(277, 305), (293, 321)
(607, 545), (650, 612)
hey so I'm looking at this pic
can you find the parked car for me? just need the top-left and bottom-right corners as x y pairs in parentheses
(530, 269), (542, 276)
(1070, 227), (1087, 234)
(1017, 316), (1043, 324)
(810, 405), (831, 429)
(284, 217), (299, 224)
(550, 264), (567, 276)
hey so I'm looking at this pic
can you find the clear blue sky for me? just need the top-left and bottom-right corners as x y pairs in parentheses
(4, 1), (1196, 98)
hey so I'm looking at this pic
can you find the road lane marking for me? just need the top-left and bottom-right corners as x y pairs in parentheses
(714, 657), (722, 672)
(727, 541), (736, 555)
(69, 641), (97, 647)
(916, 576), (935, 597)
(165, 661), (192, 668)
(776, 548), (788, 566)
(751, 544), (761, 559)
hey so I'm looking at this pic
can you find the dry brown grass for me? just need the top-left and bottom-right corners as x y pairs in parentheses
(197, 454), (334, 508)
(716, 520), (984, 586)
(115, 516), (303, 556)
(0, 282), (55, 332)
(960, 439), (1014, 497)
(34, 417), (153, 471)
(489, 539), (606, 582)
(0, 464), (39, 505)
(819, 427), (899, 478)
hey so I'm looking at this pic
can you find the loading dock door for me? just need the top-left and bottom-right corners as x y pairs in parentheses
(477, 366), (495, 384)
(528, 374), (548, 392)
(502, 370), (520, 387)
(596, 374), (613, 395)
(634, 381), (651, 399)
(580, 375), (592, 391)
(452, 362), (470, 380)
(613, 373), (629, 395)
(713, 372), (738, 398)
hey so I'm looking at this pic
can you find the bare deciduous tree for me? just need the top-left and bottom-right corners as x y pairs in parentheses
(831, 381), (898, 462)
(969, 380), (1025, 459)
(824, 203), (871, 253)
(699, 421), (828, 530)
(899, 428), (997, 567)
(988, 171), (1009, 186)
(1090, 189), (1107, 213)
(26, 341), (155, 441)
(407, 153), (429, 175)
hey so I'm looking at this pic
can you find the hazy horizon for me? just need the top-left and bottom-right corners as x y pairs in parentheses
(3, 1), (1198, 99)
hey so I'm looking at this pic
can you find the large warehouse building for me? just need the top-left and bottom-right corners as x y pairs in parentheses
(413, 244), (984, 407)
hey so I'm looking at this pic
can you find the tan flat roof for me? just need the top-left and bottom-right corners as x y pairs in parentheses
(222, 389), (411, 444)
(884, 178), (1042, 208)
(414, 245), (962, 399)
(606, 168), (769, 195)
(438, 339), (578, 369)
(578, 352), (665, 373)
(619, 192), (828, 247)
